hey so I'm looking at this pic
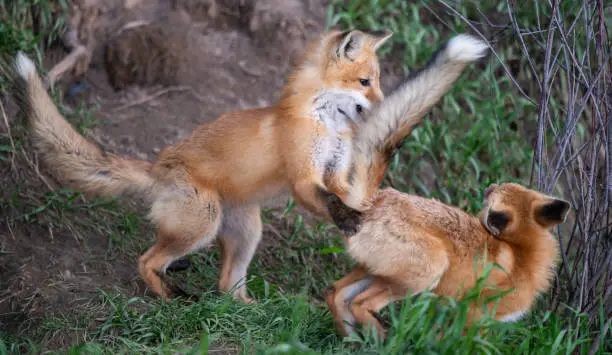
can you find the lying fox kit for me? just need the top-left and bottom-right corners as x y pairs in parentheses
(324, 183), (570, 338)
(9, 29), (391, 302)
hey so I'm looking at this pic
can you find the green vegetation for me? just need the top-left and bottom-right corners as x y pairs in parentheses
(1, 265), (605, 354)
(0, 0), (609, 354)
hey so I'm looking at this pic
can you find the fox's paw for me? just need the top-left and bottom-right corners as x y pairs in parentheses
(156, 270), (199, 302)
(240, 296), (258, 304)
(369, 310), (390, 329)
(323, 191), (363, 235)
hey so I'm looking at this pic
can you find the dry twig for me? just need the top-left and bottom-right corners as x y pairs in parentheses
(113, 86), (192, 112)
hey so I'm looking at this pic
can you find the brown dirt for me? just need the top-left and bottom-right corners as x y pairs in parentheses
(0, 0), (403, 349)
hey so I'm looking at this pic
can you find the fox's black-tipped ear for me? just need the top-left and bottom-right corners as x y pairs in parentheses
(486, 210), (510, 236)
(365, 29), (393, 51)
(535, 199), (571, 227)
(336, 30), (366, 61)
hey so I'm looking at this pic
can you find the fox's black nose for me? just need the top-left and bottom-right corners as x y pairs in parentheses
(356, 104), (363, 114)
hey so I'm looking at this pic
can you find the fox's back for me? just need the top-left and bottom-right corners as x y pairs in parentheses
(365, 188), (488, 248)
(346, 188), (496, 281)
(154, 107), (287, 203)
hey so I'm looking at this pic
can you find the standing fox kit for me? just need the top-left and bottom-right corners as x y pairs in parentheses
(324, 183), (570, 338)
(10, 29), (391, 302)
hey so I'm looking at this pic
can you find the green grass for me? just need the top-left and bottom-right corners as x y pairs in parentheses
(0, 0), (610, 354)
(2, 264), (606, 354)
(0, 0), (67, 54)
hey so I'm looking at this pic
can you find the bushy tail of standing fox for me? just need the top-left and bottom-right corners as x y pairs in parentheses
(12, 53), (156, 199)
(340, 34), (490, 209)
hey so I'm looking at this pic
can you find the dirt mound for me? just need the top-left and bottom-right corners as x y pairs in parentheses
(105, 13), (191, 90)
(174, 0), (313, 62)
(102, 0), (319, 90)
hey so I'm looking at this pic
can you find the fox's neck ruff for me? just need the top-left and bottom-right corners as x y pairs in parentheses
(277, 35), (334, 112)
(505, 228), (560, 293)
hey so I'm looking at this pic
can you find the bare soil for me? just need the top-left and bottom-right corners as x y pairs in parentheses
(0, 0), (403, 348)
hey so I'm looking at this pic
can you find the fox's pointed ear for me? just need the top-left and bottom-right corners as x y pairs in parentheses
(336, 30), (366, 61)
(535, 199), (571, 228)
(366, 30), (393, 51)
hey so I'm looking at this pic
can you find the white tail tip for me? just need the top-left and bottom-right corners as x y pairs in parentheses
(15, 51), (36, 80)
(445, 34), (489, 62)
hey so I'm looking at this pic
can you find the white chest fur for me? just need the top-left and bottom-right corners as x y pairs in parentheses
(309, 89), (370, 181)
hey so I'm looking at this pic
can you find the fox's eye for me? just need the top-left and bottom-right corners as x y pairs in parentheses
(359, 78), (370, 87)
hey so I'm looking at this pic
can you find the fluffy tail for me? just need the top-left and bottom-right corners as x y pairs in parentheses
(357, 34), (489, 154)
(342, 34), (489, 210)
(10, 52), (156, 198)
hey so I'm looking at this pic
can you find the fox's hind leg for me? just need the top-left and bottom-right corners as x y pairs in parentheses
(326, 266), (372, 338)
(348, 251), (449, 339)
(217, 203), (262, 303)
(139, 184), (222, 300)
(348, 279), (399, 340)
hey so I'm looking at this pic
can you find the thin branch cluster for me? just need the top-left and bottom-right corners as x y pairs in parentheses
(433, 0), (611, 323)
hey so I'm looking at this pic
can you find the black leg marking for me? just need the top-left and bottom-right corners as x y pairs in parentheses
(155, 270), (199, 301)
(320, 189), (363, 235)
(369, 310), (390, 328)
(166, 258), (192, 272)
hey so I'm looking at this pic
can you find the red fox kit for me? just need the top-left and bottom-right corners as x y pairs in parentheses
(323, 183), (570, 338)
(9, 29), (391, 302)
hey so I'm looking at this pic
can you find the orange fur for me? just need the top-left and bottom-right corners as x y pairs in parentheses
(9, 29), (392, 302)
(325, 183), (570, 339)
